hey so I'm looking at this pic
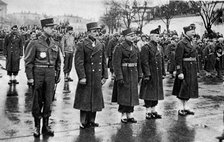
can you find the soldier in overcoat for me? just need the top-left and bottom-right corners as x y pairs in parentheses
(107, 33), (120, 78)
(73, 22), (108, 129)
(112, 28), (142, 123)
(203, 39), (216, 73)
(3, 25), (23, 85)
(172, 24), (199, 116)
(166, 38), (177, 78)
(139, 30), (165, 119)
(25, 18), (61, 137)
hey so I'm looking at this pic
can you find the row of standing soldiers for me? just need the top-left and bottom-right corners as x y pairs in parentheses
(106, 24), (200, 124)
(3, 19), (206, 137)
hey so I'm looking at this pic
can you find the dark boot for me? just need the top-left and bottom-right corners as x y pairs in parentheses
(42, 117), (54, 136)
(33, 118), (40, 137)
(89, 112), (99, 127)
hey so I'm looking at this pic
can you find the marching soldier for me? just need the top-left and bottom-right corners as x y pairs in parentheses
(61, 26), (75, 82)
(25, 18), (61, 137)
(3, 25), (23, 85)
(139, 30), (165, 119)
(73, 22), (108, 129)
(172, 24), (199, 116)
(112, 28), (142, 123)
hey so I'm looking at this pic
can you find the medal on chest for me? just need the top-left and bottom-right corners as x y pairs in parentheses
(92, 41), (96, 47)
(40, 52), (47, 58)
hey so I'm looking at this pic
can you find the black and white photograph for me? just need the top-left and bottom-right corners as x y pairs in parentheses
(0, 0), (224, 141)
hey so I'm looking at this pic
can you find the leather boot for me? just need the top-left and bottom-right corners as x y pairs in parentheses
(42, 117), (54, 136)
(33, 118), (40, 137)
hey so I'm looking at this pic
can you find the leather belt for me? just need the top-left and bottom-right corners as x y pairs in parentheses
(35, 65), (54, 68)
(183, 57), (196, 61)
(122, 63), (137, 67)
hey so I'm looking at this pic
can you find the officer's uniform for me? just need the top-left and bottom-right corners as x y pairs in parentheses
(74, 22), (108, 128)
(172, 36), (199, 100)
(61, 26), (75, 81)
(25, 18), (61, 137)
(107, 34), (119, 73)
(139, 40), (165, 119)
(112, 29), (142, 123)
(4, 25), (23, 84)
(172, 24), (199, 116)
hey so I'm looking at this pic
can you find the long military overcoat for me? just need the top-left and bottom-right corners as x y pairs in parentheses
(74, 38), (108, 112)
(112, 40), (142, 106)
(3, 32), (23, 72)
(203, 44), (216, 72)
(172, 36), (199, 99)
(107, 37), (118, 71)
(139, 41), (164, 101)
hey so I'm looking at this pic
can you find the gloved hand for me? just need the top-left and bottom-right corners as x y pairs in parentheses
(117, 79), (124, 86)
(178, 73), (184, 80)
(79, 78), (87, 85)
(143, 76), (151, 83)
(27, 79), (34, 86)
(101, 78), (107, 85)
(173, 71), (177, 77)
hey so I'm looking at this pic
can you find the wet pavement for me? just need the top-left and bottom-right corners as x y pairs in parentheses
(0, 56), (224, 142)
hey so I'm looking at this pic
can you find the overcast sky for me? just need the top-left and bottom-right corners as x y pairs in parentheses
(3, 0), (170, 20)
(4, 0), (105, 20)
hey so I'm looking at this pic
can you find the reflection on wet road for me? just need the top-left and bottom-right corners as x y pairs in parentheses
(0, 59), (224, 142)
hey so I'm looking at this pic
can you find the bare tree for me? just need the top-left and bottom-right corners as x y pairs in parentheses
(153, 1), (179, 33)
(121, 0), (137, 29)
(100, 0), (122, 34)
(132, 0), (152, 33)
(189, 0), (224, 37)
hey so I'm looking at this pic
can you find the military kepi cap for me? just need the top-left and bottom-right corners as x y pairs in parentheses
(183, 24), (196, 33)
(40, 18), (55, 28)
(122, 28), (134, 36)
(66, 26), (73, 31)
(11, 25), (18, 30)
(86, 22), (101, 31)
(150, 29), (159, 34)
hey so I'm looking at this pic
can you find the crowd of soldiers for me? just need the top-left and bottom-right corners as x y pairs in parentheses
(0, 17), (224, 138)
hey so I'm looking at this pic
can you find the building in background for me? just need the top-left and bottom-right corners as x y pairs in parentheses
(55, 15), (92, 33)
(0, 0), (7, 19)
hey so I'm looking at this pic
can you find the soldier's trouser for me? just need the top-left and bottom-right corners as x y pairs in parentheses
(32, 67), (55, 118)
(7, 71), (18, 76)
(80, 110), (97, 124)
(63, 52), (73, 74)
(144, 100), (158, 108)
(118, 105), (134, 113)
